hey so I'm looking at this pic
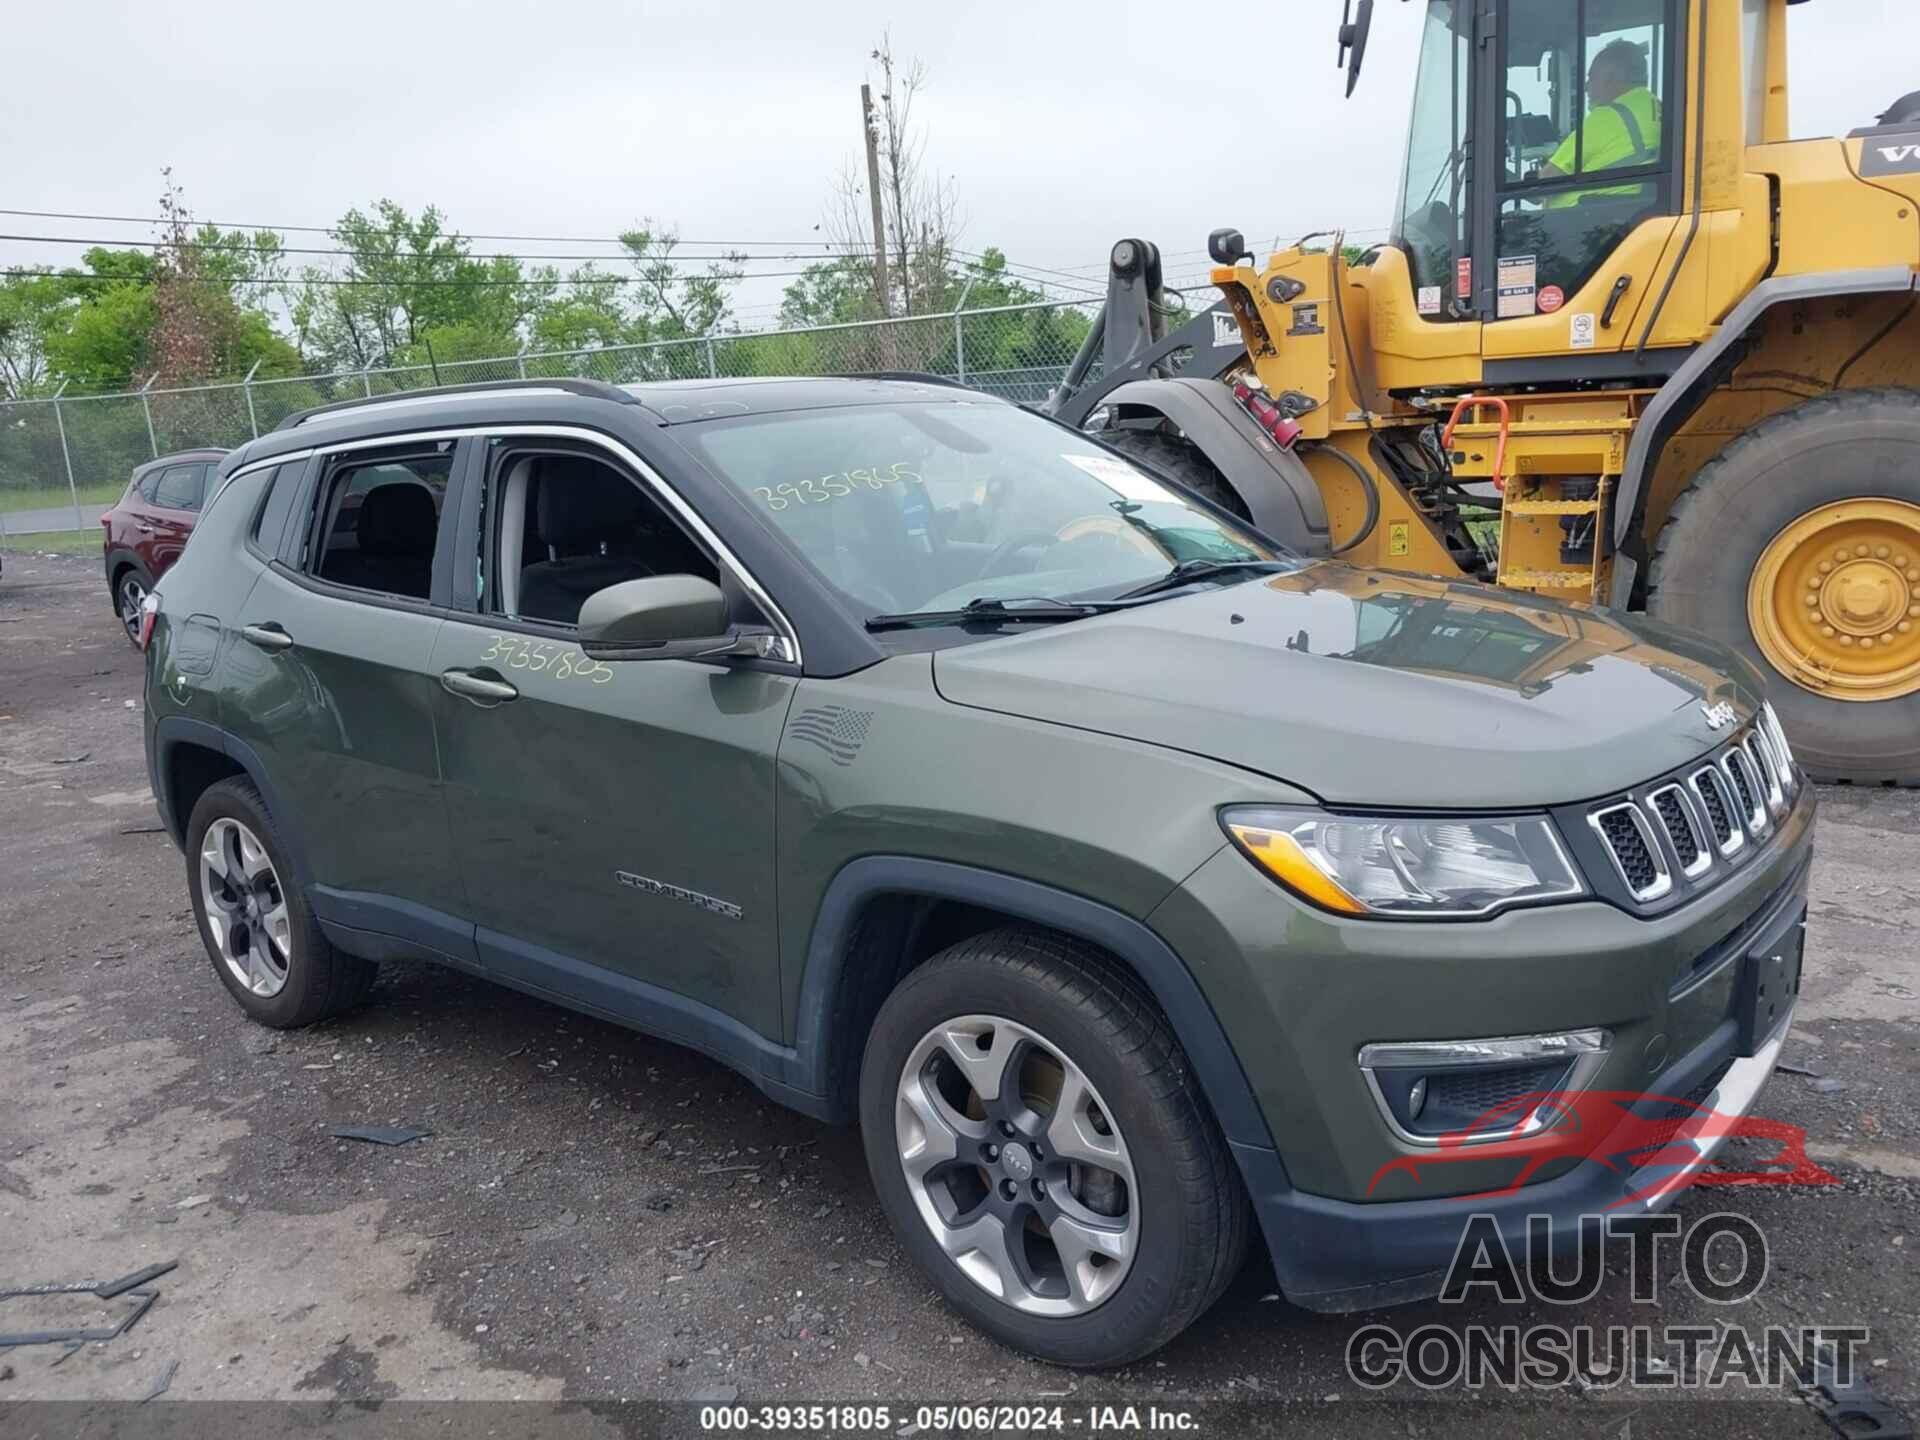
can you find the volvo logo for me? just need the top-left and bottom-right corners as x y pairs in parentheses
(1700, 701), (1737, 731)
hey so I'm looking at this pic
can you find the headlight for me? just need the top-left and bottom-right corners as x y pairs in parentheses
(1220, 806), (1585, 919)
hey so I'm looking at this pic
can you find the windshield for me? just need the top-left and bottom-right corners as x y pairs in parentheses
(1392, 0), (1472, 320)
(682, 401), (1280, 620)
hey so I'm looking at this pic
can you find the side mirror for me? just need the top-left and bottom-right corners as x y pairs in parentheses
(579, 575), (756, 663)
(1336, 0), (1376, 98)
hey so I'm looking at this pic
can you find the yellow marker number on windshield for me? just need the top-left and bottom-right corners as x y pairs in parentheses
(753, 462), (924, 511)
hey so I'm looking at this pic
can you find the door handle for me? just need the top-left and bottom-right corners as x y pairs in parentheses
(439, 668), (519, 705)
(136, 523), (157, 534)
(1601, 275), (1633, 329)
(240, 623), (294, 653)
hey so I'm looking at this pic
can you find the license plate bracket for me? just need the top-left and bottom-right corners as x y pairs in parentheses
(1735, 902), (1805, 1056)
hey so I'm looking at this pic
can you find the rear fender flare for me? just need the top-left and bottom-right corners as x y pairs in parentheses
(150, 714), (312, 887)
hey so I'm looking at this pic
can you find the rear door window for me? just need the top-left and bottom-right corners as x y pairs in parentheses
(151, 463), (207, 511)
(303, 449), (454, 601)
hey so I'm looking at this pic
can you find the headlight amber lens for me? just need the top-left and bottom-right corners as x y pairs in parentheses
(1222, 807), (1585, 918)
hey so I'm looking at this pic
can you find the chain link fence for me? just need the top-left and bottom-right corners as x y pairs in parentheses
(0, 298), (1100, 538)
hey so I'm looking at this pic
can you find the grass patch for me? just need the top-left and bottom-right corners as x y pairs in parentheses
(0, 527), (102, 557)
(0, 480), (124, 515)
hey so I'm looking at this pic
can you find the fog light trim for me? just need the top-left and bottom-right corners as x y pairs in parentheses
(1358, 1028), (1612, 1149)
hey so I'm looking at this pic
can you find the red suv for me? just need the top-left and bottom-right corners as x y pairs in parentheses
(101, 448), (227, 645)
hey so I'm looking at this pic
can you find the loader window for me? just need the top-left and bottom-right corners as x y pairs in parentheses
(1492, 0), (1676, 317)
(1392, 1), (1473, 320)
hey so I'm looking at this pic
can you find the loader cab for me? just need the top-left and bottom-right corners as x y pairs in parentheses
(1391, 0), (1681, 326)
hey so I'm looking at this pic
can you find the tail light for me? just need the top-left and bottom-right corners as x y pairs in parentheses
(1230, 377), (1303, 449)
(137, 591), (161, 652)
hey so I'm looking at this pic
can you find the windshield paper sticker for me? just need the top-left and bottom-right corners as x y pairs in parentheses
(750, 462), (923, 511)
(1417, 285), (1442, 316)
(1060, 453), (1177, 504)
(1496, 255), (1538, 319)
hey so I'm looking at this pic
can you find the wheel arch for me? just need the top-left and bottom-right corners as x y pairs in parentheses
(785, 857), (1280, 1159)
(106, 548), (149, 601)
(1093, 377), (1333, 555)
(1610, 267), (1920, 606)
(151, 715), (311, 886)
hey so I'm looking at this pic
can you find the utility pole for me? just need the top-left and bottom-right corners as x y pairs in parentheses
(860, 83), (892, 320)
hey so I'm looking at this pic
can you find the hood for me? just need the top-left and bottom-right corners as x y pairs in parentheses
(932, 564), (1760, 808)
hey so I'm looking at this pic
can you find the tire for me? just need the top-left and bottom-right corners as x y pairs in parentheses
(112, 563), (153, 649)
(859, 927), (1250, 1367)
(1647, 387), (1920, 785)
(184, 778), (378, 1027)
(1097, 427), (1253, 521)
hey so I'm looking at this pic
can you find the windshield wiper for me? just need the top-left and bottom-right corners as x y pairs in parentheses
(865, 596), (1126, 632)
(1115, 558), (1289, 601)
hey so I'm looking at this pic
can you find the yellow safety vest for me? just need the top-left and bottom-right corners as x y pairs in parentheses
(1545, 87), (1661, 208)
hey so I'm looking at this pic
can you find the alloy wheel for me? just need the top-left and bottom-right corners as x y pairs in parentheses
(199, 817), (292, 998)
(894, 1014), (1138, 1316)
(118, 574), (147, 645)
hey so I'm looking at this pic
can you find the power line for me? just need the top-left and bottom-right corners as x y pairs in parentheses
(0, 266), (832, 289)
(0, 205), (858, 249)
(0, 230), (853, 266)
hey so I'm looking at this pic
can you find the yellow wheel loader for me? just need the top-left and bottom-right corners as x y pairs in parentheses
(1046, 0), (1920, 783)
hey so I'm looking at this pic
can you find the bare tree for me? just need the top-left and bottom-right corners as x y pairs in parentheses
(146, 169), (220, 385)
(821, 35), (963, 323)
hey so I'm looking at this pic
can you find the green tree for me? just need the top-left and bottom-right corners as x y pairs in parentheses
(42, 254), (158, 389)
(291, 201), (541, 372)
(0, 268), (89, 399)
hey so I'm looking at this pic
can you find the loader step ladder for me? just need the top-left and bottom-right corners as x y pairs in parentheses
(1440, 393), (1645, 605)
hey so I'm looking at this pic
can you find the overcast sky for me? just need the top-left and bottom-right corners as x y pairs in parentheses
(2, 0), (1908, 326)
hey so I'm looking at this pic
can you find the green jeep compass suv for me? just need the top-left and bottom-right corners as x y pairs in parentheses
(141, 376), (1813, 1366)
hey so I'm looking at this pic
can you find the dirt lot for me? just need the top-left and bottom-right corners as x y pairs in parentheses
(2, 548), (1917, 1437)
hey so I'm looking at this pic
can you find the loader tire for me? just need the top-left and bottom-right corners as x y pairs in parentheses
(1646, 387), (1920, 786)
(1096, 427), (1253, 521)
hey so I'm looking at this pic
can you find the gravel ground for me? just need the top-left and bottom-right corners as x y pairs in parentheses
(2, 550), (1916, 1438)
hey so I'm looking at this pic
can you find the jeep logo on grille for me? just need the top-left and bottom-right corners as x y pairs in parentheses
(1700, 701), (1736, 731)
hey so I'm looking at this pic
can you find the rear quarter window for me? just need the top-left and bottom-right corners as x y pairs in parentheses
(247, 465), (293, 555)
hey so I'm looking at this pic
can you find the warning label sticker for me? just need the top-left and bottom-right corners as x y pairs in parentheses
(1569, 313), (1598, 350)
(1417, 285), (1442, 316)
(1496, 255), (1538, 319)
(1538, 284), (1566, 314)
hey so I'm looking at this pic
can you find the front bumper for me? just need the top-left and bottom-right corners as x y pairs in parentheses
(1251, 984), (1799, 1312)
(1149, 780), (1815, 1312)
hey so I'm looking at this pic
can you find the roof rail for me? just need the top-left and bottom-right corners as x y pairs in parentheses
(843, 370), (984, 392)
(273, 377), (642, 431)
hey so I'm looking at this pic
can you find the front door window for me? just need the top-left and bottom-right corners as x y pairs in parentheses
(1493, 0), (1676, 317)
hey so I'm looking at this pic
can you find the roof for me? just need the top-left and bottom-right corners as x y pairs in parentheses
(136, 446), (229, 470)
(621, 373), (994, 424)
(270, 373), (993, 435)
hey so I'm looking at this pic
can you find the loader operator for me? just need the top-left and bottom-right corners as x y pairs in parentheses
(1536, 38), (1660, 206)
